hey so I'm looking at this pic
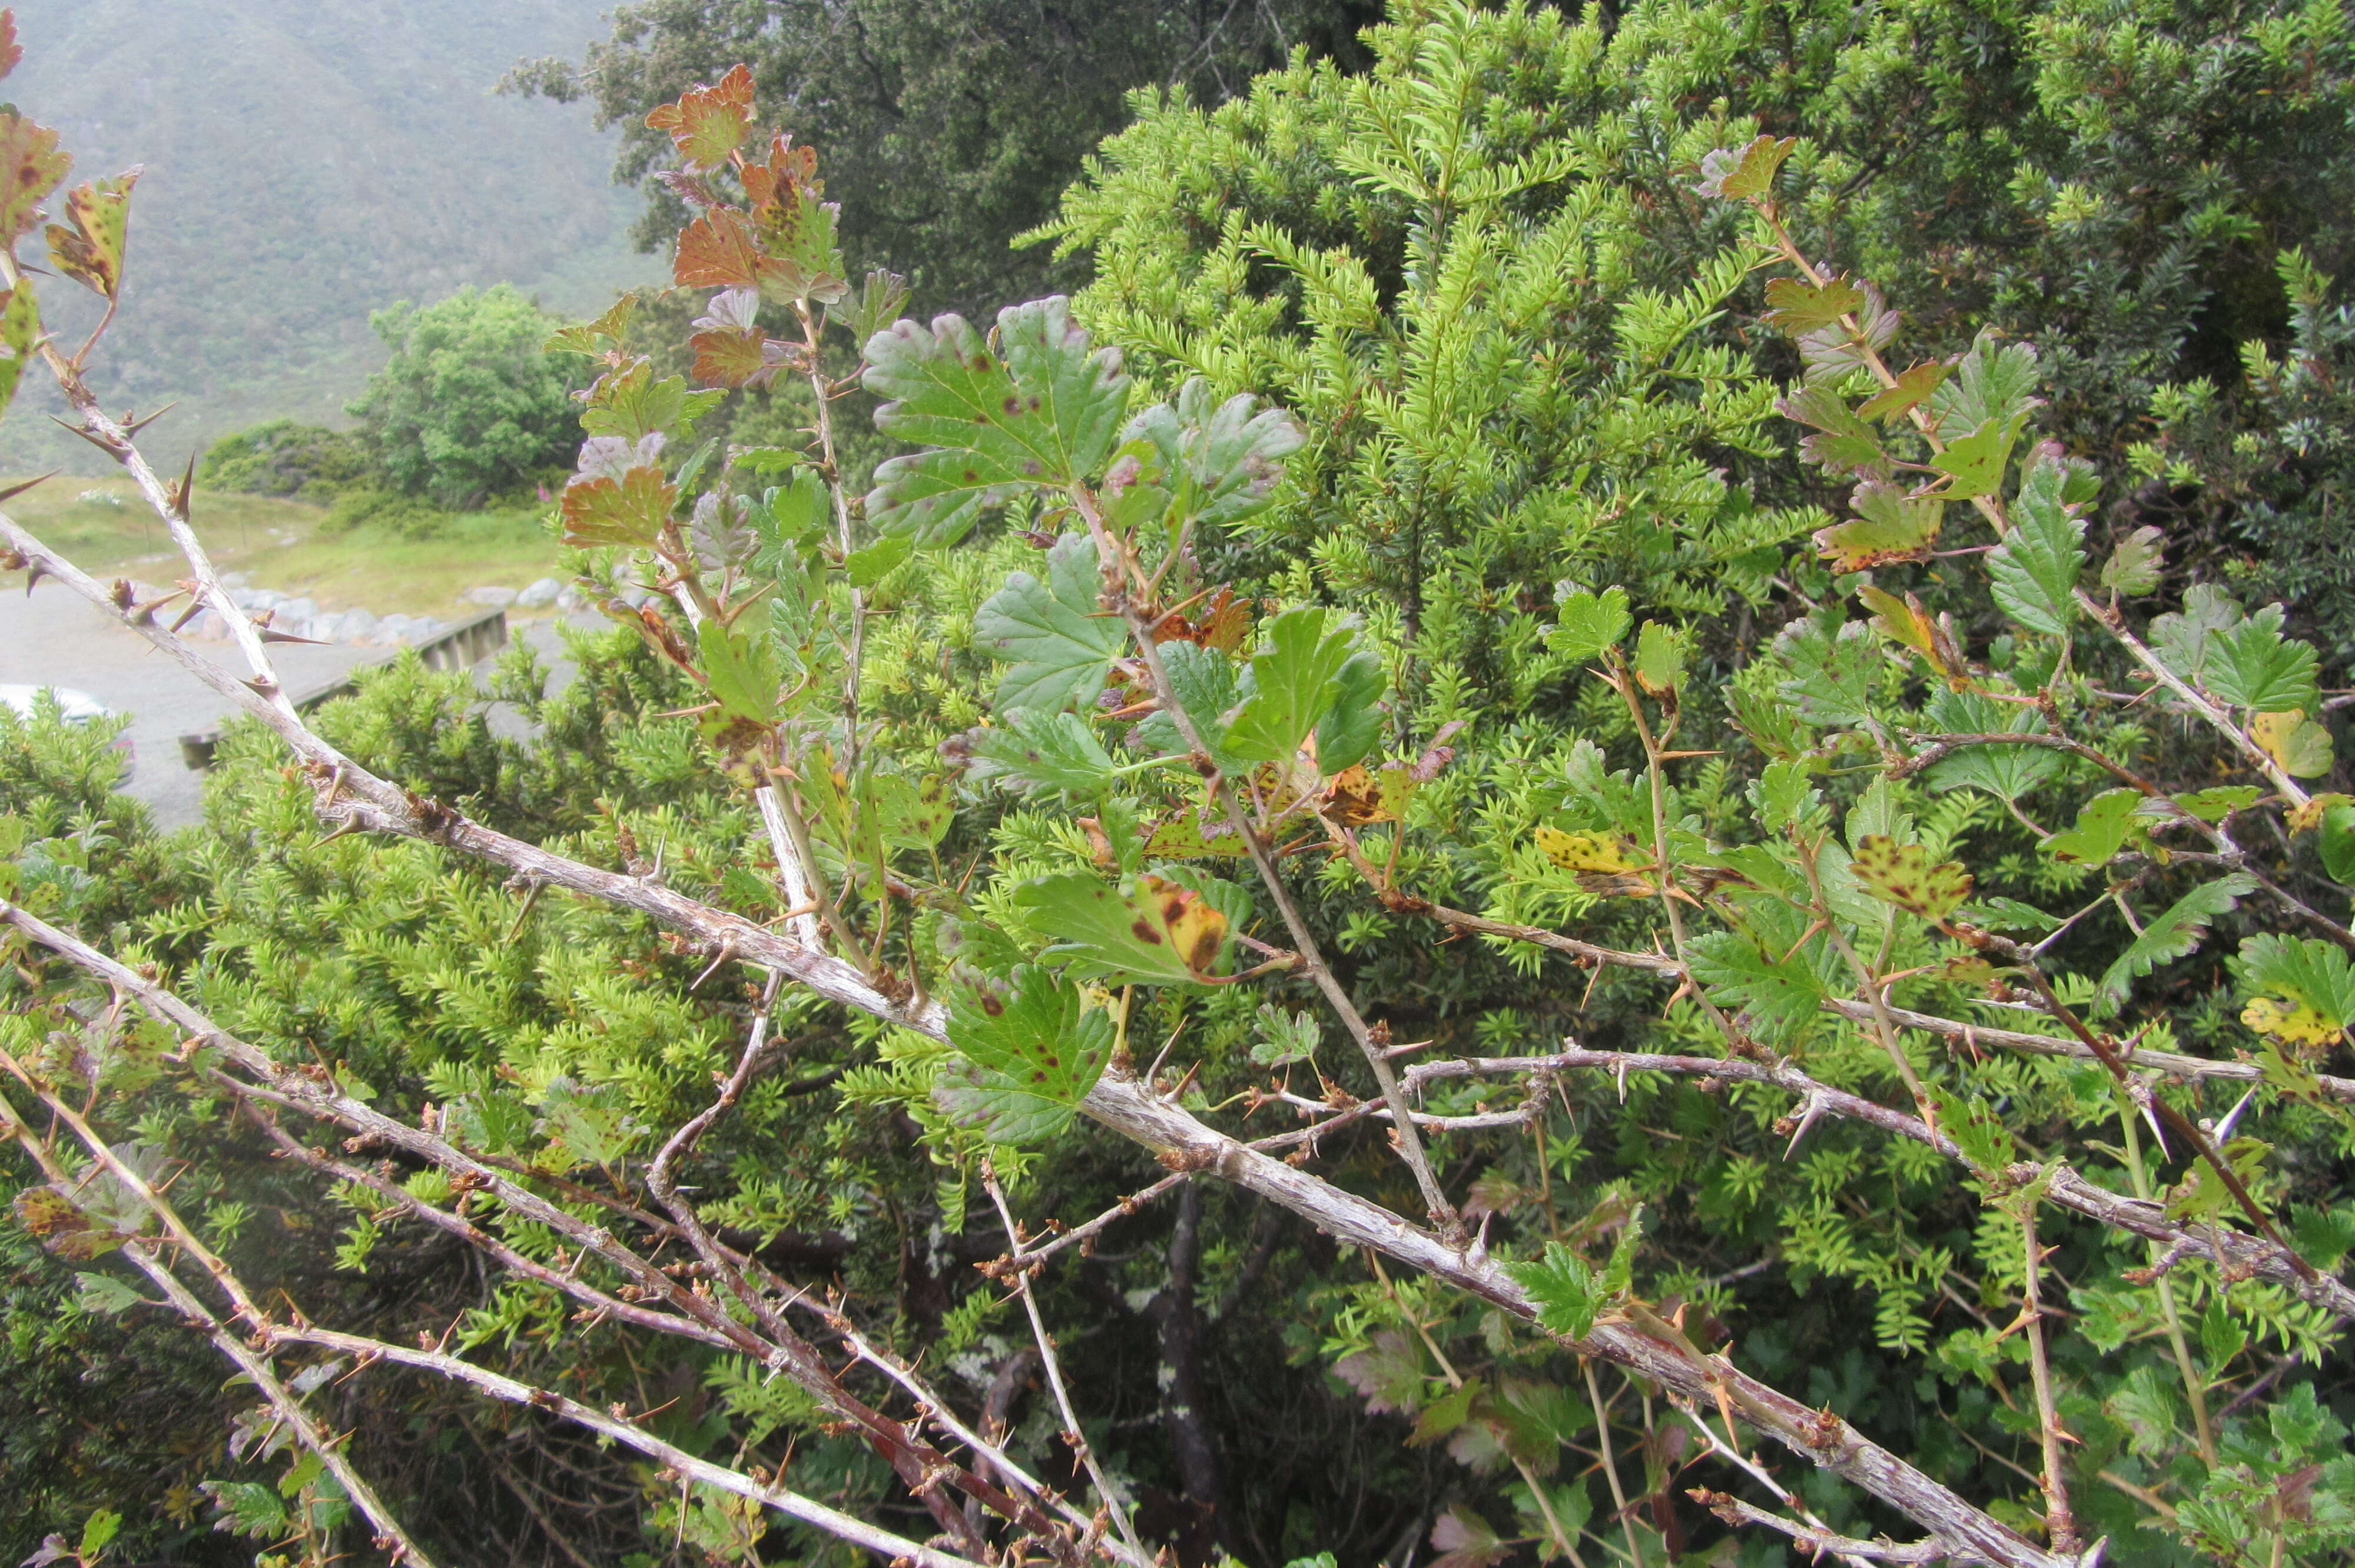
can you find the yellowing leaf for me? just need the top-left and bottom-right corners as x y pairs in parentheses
(2254, 710), (2334, 778)
(1858, 361), (1949, 423)
(1850, 833), (1972, 919)
(1761, 275), (1865, 334)
(0, 279), (41, 423)
(2241, 996), (2344, 1048)
(1858, 585), (1964, 680)
(1816, 482), (1942, 572)
(1535, 828), (1655, 896)
(44, 167), (138, 300)
(644, 64), (756, 172)
(1693, 134), (1794, 200)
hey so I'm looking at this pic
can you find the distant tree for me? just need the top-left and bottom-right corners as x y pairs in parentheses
(347, 283), (579, 509)
(197, 418), (374, 500)
(504, 0), (1383, 315)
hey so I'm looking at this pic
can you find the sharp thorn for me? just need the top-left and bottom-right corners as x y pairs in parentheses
(0, 469), (56, 504)
(121, 400), (178, 438)
(47, 414), (123, 455)
(172, 452), (195, 520)
(258, 629), (324, 645)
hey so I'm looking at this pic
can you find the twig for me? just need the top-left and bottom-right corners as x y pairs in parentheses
(2017, 1194), (2080, 1555)
(984, 1167), (1149, 1562)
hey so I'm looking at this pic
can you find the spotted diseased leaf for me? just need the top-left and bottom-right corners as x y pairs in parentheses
(973, 533), (1125, 715)
(560, 464), (676, 548)
(1816, 481), (1942, 572)
(937, 964), (1114, 1143)
(1987, 451), (2086, 633)
(2254, 710), (2334, 778)
(1533, 827), (1654, 896)
(1122, 377), (1306, 531)
(2041, 788), (2141, 865)
(2174, 785), (2263, 823)
(644, 64), (756, 171)
(1692, 134), (1794, 200)
(864, 297), (1128, 540)
(2233, 934), (2355, 1047)
(1850, 834), (1972, 919)
(12, 1184), (125, 1260)
(1015, 871), (1230, 985)
(2102, 526), (2165, 596)
(2207, 609), (2321, 715)
(44, 167), (138, 300)
(0, 278), (40, 423)
(741, 138), (848, 304)
(1779, 386), (1889, 479)
(1761, 274), (1865, 334)
(1858, 360), (1950, 423)
(963, 710), (1116, 795)
(0, 110), (69, 242)
(2096, 874), (2257, 1012)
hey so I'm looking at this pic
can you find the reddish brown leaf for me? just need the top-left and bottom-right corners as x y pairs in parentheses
(643, 63), (755, 172)
(560, 465), (676, 548)
(0, 11), (21, 81)
(688, 325), (780, 389)
(673, 206), (764, 290)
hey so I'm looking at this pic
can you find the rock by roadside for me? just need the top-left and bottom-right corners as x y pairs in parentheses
(149, 573), (582, 647)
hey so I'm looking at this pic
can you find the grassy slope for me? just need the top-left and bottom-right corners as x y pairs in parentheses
(12, 476), (568, 617)
(2, 0), (661, 476)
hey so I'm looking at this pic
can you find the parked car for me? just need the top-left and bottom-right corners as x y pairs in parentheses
(0, 683), (137, 782)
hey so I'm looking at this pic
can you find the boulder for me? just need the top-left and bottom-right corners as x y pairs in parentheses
(516, 576), (563, 608)
(333, 608), (380, 644)
(464, 585), (519, 607)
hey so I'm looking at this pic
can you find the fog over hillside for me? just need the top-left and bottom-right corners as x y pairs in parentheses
(3, 0), (657, 474)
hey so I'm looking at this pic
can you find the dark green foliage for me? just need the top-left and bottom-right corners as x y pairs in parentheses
(196, 418), (373, 501)
(507, 0), (1384, 314)
(347, 283), (582, 509)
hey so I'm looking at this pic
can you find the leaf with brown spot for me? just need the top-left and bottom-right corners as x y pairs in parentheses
(1015, 871), (1230, 985)
(1850, 833), (1972, 920)
(45, 167), (138, 300)
(0, 109), (69, 243)
(938, 964), (1114, 1142)
(1816, 480), (1942, 572)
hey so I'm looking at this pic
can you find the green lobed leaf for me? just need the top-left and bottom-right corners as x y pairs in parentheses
(2040, 788), (2142, 865)
(1920, 688), (2063, 803)
(1688, 925), (1828, 1044)
(863, 296), (1129, 531)
(2148, 583), (2244, 690)
(1549, 586), (1631, 662)
(1815, 481), (1942, 572)
(973, 533), (1125, 715)
(2233, 934), (2355, 1035)
(1224, 605), (1368, 764)
(697, 618), (780, 726)
(2102, 526), (2165, 596)
(2205, 607), (2320, 715)
(1779, 386), (1890, 479)
(1986, 451), (2085, 634)
(1929, 334), (2042, 442)
(844, 534), (913, 587)
(964, 710), (1117, 796)
(2323, 803), (2355, 885)
(1315, 649), (1385, 773)
(1121, 377), (1306, 531)
(938, 964), (1115, 1143)
(1760, 274), (1866, 334)
(1692, 134), (1793, 200)
(1931, 413), (2029, 498)
(1772, 610), (1879, 729)
(0, 280), (39, 424)
(2097, 874), (2258, 1012)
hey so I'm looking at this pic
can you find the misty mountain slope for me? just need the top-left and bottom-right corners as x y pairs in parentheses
(4, 0), (658, 473)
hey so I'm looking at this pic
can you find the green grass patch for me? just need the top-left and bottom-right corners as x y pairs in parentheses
(6, 474), (568, 617)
